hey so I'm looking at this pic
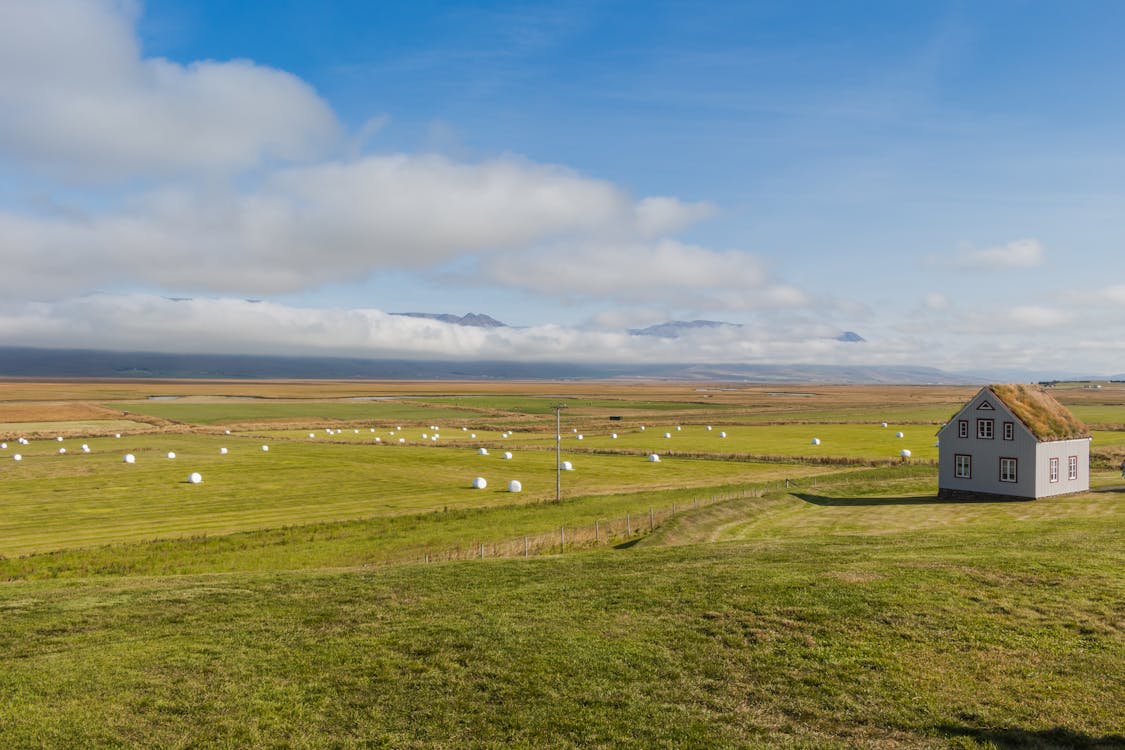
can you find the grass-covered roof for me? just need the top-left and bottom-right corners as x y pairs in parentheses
(989, 384), (1091, 442)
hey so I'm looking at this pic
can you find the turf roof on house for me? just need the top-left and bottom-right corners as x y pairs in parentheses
(987, 384), (1091, 442)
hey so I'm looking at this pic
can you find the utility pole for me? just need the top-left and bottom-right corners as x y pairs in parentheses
(552, 403), (567, 502)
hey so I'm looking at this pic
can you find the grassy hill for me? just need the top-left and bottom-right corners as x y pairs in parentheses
(1, 381), (1122, 747)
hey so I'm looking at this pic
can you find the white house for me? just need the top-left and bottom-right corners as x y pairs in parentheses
(937, 384), (1090, 501)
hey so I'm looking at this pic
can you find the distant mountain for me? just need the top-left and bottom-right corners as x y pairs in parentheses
(836, 331), (865, 343)
(392, 312), (507, 328)
(0, 346), (976, 383)
(629, 320), (742, 338)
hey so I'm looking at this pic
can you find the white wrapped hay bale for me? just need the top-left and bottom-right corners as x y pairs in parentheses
(167, 452), (176, 459)
(188, 472), (203, 484)
(478, 448), (489, 455)
(648, 453), (661, 462)
(811, 438), (821, 446)
(561, 461), (573, 471)
(472, 477), (487, 489)
(503, 451), (513, 460)
(508, 480), (522, 493)
(123, 454), (136, 464)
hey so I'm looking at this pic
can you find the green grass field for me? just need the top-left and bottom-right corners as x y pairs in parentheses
(1, 381), (1122, 748)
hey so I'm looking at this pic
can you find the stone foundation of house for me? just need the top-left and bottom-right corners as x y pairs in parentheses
(937, 487), (1036, 502)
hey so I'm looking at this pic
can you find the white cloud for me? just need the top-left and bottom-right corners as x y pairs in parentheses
(954, 238), (1046, 270)
(1095, 285), (1125, 305)
(0, 154), (715, 299)
(0, 294), (907, 365)
(633, 196), (717, 237)
(1006, 305), (1072, 328)
(0, 0), (341, 180)
(2, 294), (1119, 373)
(922, 292), (950, 311)
(475, 239), (809, 310)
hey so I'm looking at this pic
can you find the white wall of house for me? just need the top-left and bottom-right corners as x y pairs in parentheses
(1033, 438), (1091, 498)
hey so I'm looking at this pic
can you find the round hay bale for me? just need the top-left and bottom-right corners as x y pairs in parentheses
(309, 433), (316, 438)
(576, 434), (583, 440)
(1, 443), (6, 449)
(58, 447), (66, 454)
(811, 438), (821, 445)
(478, 448), (489, 455)
(123, 454), (136, 464)
(664, 432), (672, 439)
(676, 426), (682, 431)
(56, 436), (63, 442)
(82, 444), (90, 453)
(639, 426), (646, 431)
(398, 438), (405, 443)
(503, 451), (513, 460)
(167, 452), (176, 459)
(115, 434), (121, 439)
(188, 472), (203, 484)
(561, 461), (573, 471)
(13, 454), (22, 461)
(719, 431), (727, 438)
(900, 449), (912, 458)
(648, 453), (661, 462)
(470, 433), (477, 438)
(896, 431), (905, 438)
(508, 480), (522, 493)
(261, 445), (270, 452)
(706, 425), (712, 431)
(472, 477), (487, 489)
(219, 447), (228, 455)
(881, 422), (888, 428)
(611, 433), (617, 439)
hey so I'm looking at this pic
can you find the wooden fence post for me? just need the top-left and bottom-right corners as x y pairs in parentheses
(523, 535), (528, 557)
(479, 542), (484, 559)
(595, 520), (600, 542)
(649, 508), (654, 531)
(560, 527), (565, 549)
(626, 512), (631, 535)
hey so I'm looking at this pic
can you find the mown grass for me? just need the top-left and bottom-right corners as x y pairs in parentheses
(0, 481), (1120, 748)
(511, 422), (942, 462)
(0, 432), (829, 557)
(109, 400), (484, 425)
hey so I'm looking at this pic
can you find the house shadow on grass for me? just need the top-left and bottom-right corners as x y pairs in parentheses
(795, 492), (1031, 507)
(935, 723), (1125, 749)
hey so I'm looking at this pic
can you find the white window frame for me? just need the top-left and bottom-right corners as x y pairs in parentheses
(1049, 457), (1059, 483)
(1000, 457), (1017, 483)
(1068, 455), (1078, 481)
(1003, 421), (1014, 441)
(958, 420), (968, 439)
(955, 454), (972, 479)
(977, 419), (994, 440)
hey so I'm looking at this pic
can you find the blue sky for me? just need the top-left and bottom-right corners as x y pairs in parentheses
(1, 0), (1124, 375)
